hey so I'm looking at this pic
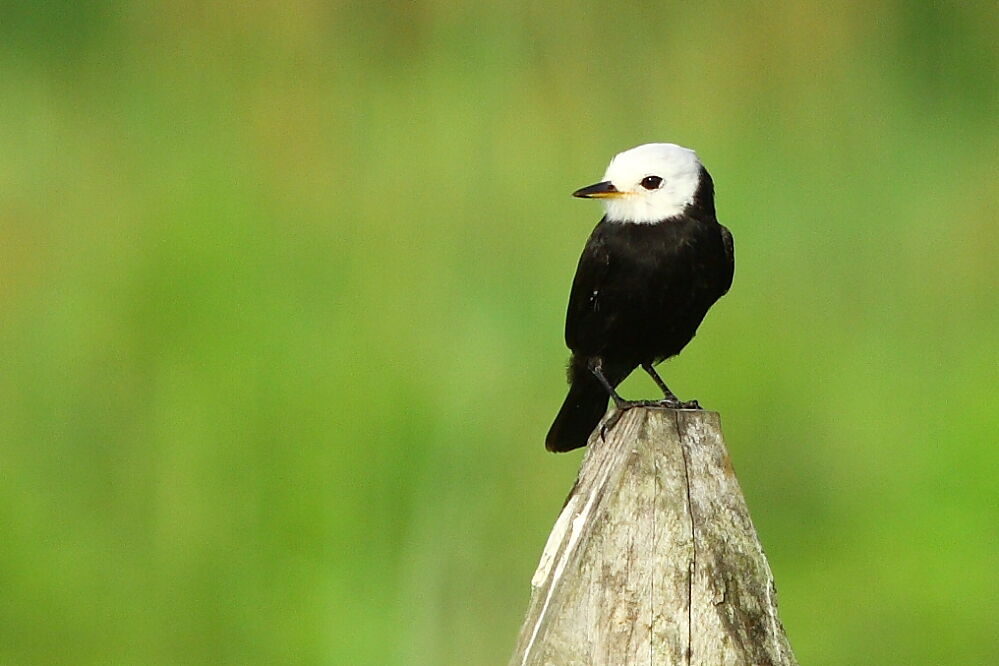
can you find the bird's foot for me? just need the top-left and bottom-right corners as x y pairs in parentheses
(616, 397), (702, 410)
(599, 398), (702, 440)
(649, 398), (702, 409)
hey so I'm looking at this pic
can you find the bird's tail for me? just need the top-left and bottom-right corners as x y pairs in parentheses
(545, 358), (613, 453)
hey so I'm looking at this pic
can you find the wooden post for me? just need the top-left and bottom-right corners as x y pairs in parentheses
(510, 408), (797, 666)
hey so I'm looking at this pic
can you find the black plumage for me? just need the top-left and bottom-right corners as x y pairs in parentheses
(546, 164), (734, 452)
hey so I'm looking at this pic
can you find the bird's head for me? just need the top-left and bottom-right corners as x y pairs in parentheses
(573, 143), (704, 223)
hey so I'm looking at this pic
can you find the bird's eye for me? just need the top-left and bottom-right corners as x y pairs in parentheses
(640, 176), (663, 190)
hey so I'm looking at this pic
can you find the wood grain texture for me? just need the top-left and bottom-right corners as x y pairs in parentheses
(510, 408), (797, 666)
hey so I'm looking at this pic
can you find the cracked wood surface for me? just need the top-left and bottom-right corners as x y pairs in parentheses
(509, 408), (797, 666)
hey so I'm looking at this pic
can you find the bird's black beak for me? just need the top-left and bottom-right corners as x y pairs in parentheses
(572, 181), (624, 199)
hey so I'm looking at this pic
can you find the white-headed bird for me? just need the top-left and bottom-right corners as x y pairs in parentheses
(546, 143), (734, 452)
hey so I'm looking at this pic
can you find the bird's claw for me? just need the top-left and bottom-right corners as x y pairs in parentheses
(600, 409), (624, 440)
(646, 398), (703, 410)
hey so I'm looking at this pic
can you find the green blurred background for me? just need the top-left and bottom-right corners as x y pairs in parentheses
(1, 1), (996, 664)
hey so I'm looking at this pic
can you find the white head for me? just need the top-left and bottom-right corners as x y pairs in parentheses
(573, 143), (704, 223)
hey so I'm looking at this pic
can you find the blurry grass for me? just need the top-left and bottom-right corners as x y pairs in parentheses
(0, 1), (997, 664)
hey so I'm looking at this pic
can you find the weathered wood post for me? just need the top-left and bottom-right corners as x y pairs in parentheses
(510, 408), (797, 666)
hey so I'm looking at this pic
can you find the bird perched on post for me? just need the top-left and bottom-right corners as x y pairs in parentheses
(546, 143), (734, 453)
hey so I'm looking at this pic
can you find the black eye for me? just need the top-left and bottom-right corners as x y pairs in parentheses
(640, 176), (663, 190)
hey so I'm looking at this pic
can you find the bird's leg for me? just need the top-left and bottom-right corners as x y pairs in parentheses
(641, 363), (702, 410)
(587, 359), (630, 410)
(641, 363), (681, 404)
(588, 359), (670, 439)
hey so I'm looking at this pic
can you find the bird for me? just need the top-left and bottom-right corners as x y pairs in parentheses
(545, 143), (735, 453)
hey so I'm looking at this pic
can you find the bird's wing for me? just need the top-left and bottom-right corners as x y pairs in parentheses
(719, 223), (735, 295)
(564, 226), (614, 354)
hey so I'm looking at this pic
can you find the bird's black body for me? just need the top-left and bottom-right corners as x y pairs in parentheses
(546, 167), (734, 452)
